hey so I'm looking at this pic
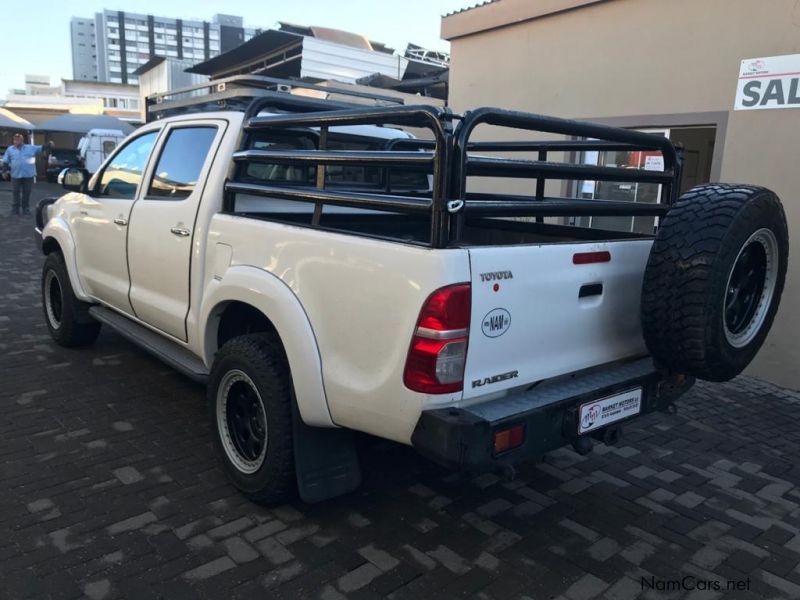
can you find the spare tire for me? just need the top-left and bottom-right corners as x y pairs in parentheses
(641, 184), (788, 382)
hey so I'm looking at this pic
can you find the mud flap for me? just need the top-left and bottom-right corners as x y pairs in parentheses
(292, 402), (361, 503)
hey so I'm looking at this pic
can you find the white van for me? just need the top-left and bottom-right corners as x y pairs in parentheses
(77, 128), (127, 173)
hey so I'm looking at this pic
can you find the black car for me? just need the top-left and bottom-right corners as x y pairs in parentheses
(46, 149), (82, 183)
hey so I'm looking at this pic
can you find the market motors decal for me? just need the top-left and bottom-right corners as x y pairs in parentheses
(578, 388), (642, 434)
(735, 54), (800, 110)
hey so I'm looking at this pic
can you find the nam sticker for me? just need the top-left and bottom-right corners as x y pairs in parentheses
(481, 308), (511, 338)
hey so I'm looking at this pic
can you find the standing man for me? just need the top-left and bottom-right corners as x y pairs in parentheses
(2, 133), (52, 215)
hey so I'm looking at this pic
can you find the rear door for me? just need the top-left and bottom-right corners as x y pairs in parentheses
(463, 240), (652, 400)
(126, 120), (225, 341)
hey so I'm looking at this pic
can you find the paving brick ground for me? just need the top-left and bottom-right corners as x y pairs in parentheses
(3, 183), (800, 599)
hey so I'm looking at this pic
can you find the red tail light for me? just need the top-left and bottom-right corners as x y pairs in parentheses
(404, 283), (471, 394)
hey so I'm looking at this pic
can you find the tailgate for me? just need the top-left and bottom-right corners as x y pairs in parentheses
(463, 240), (652, 400)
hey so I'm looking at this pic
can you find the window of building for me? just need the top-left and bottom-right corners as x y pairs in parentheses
(148, 127), (217, 199)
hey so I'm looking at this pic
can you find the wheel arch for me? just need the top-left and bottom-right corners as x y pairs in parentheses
(41, 218), (90, 302)
(199, 266), (333, 428)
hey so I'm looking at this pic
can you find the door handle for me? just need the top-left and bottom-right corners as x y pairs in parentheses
(170, 227), (191, 237)
(79, 210), (88, 216)
(113, 217), (128, 226)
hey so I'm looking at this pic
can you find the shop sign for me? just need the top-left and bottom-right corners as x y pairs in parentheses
(735, 54), (800, 110)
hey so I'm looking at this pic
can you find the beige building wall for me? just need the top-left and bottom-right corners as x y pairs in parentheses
(444, 0), (800, 388)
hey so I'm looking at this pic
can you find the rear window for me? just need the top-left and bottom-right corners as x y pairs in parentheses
(242, 131), (429, 192)
(232, 129), (432, 243)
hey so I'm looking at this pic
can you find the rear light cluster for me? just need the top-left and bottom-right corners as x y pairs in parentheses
(403, 283), (471, 394)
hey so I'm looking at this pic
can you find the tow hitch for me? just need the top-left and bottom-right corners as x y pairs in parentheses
(570, 424), (623, 455)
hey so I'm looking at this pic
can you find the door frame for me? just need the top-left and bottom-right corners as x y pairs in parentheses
(575, 110), (728, 184)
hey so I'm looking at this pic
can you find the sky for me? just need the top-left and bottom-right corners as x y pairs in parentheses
(1, 0), (472, 94)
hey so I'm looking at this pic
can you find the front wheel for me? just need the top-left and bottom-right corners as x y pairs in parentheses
(42, 252), (101, 347)
(208, 333), (296, 504)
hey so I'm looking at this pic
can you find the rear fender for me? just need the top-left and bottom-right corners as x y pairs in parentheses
(199, 265), (333, 428)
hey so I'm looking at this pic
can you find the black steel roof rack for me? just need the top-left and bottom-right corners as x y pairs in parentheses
(145, 74), (406, 122)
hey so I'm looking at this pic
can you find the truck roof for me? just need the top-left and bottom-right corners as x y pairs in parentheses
(152, 109), (416, 141)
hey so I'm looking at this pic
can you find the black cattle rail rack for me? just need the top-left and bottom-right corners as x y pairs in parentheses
(224, 101), (682, 248)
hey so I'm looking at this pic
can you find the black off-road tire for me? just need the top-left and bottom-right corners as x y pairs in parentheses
(208, 333), (296, 504)
(42, 252), (101, 347)
(641, 184), (788, 382)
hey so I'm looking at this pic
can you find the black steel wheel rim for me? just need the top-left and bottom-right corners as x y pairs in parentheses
(225, 380), (267, 462)
(725, 241), (767, 335)
(45, 270), (63, 329)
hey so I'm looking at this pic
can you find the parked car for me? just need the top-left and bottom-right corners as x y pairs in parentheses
(46, 149), (82, 183)
(34, 76), (789, 504)
(0, 146), (8, 181)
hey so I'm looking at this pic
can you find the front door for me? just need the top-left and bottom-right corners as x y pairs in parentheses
(126, 122), (223, 341)
(72, 130), (160, 314)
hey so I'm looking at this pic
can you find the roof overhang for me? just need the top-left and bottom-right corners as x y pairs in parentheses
(187, 30), (303, 77)
(441, 0), (609, 40)
(133, 56), (166, 76)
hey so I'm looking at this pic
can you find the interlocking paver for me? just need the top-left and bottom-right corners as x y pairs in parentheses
(2, 184), (800, 598)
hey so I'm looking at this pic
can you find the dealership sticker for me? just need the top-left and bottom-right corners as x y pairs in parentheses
(578, 388), (642, 434)
(734, 54), (800, 110)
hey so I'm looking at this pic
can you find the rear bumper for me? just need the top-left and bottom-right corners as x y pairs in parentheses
(411, 357), (692, 471)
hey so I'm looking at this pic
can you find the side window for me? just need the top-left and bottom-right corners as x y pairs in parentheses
(243, 132), (316, 185)
(102, 140), (117, 156)
(148, 127), (217, 200)
(97, 131), (158, 199)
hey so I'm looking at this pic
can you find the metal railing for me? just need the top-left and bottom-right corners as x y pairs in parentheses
(223, 101), (682, 248)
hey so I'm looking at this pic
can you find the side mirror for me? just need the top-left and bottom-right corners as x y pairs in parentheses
(58, 167), (88, 193)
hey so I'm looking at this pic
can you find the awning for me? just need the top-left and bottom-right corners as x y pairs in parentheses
(187, 30), (302, 76)
(0, 107), (35, 131)
(36, 113), (135, 135)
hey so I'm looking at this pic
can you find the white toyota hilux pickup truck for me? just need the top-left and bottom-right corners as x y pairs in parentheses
(35, 77), (788, 503)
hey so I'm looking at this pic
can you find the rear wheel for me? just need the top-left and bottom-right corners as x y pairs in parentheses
(208, 333), (296, 504)
(641, 184), (788, 381)
(42, 252), (101, 347)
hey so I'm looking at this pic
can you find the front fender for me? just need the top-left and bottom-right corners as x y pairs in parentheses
(41, 217), (90, 302)
(199, 265), (333, 428)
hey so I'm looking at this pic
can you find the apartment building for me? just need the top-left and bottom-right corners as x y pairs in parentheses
(70, 11), (261, 85)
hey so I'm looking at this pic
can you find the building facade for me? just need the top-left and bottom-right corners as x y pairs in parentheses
(70, 17), (97, 81)
(442, 0), (800, 389)
(70, 11), (260, 85)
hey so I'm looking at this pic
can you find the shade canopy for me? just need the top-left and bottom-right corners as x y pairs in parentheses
(0, 107), (35, 131)
(36, 113), (135, 135)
